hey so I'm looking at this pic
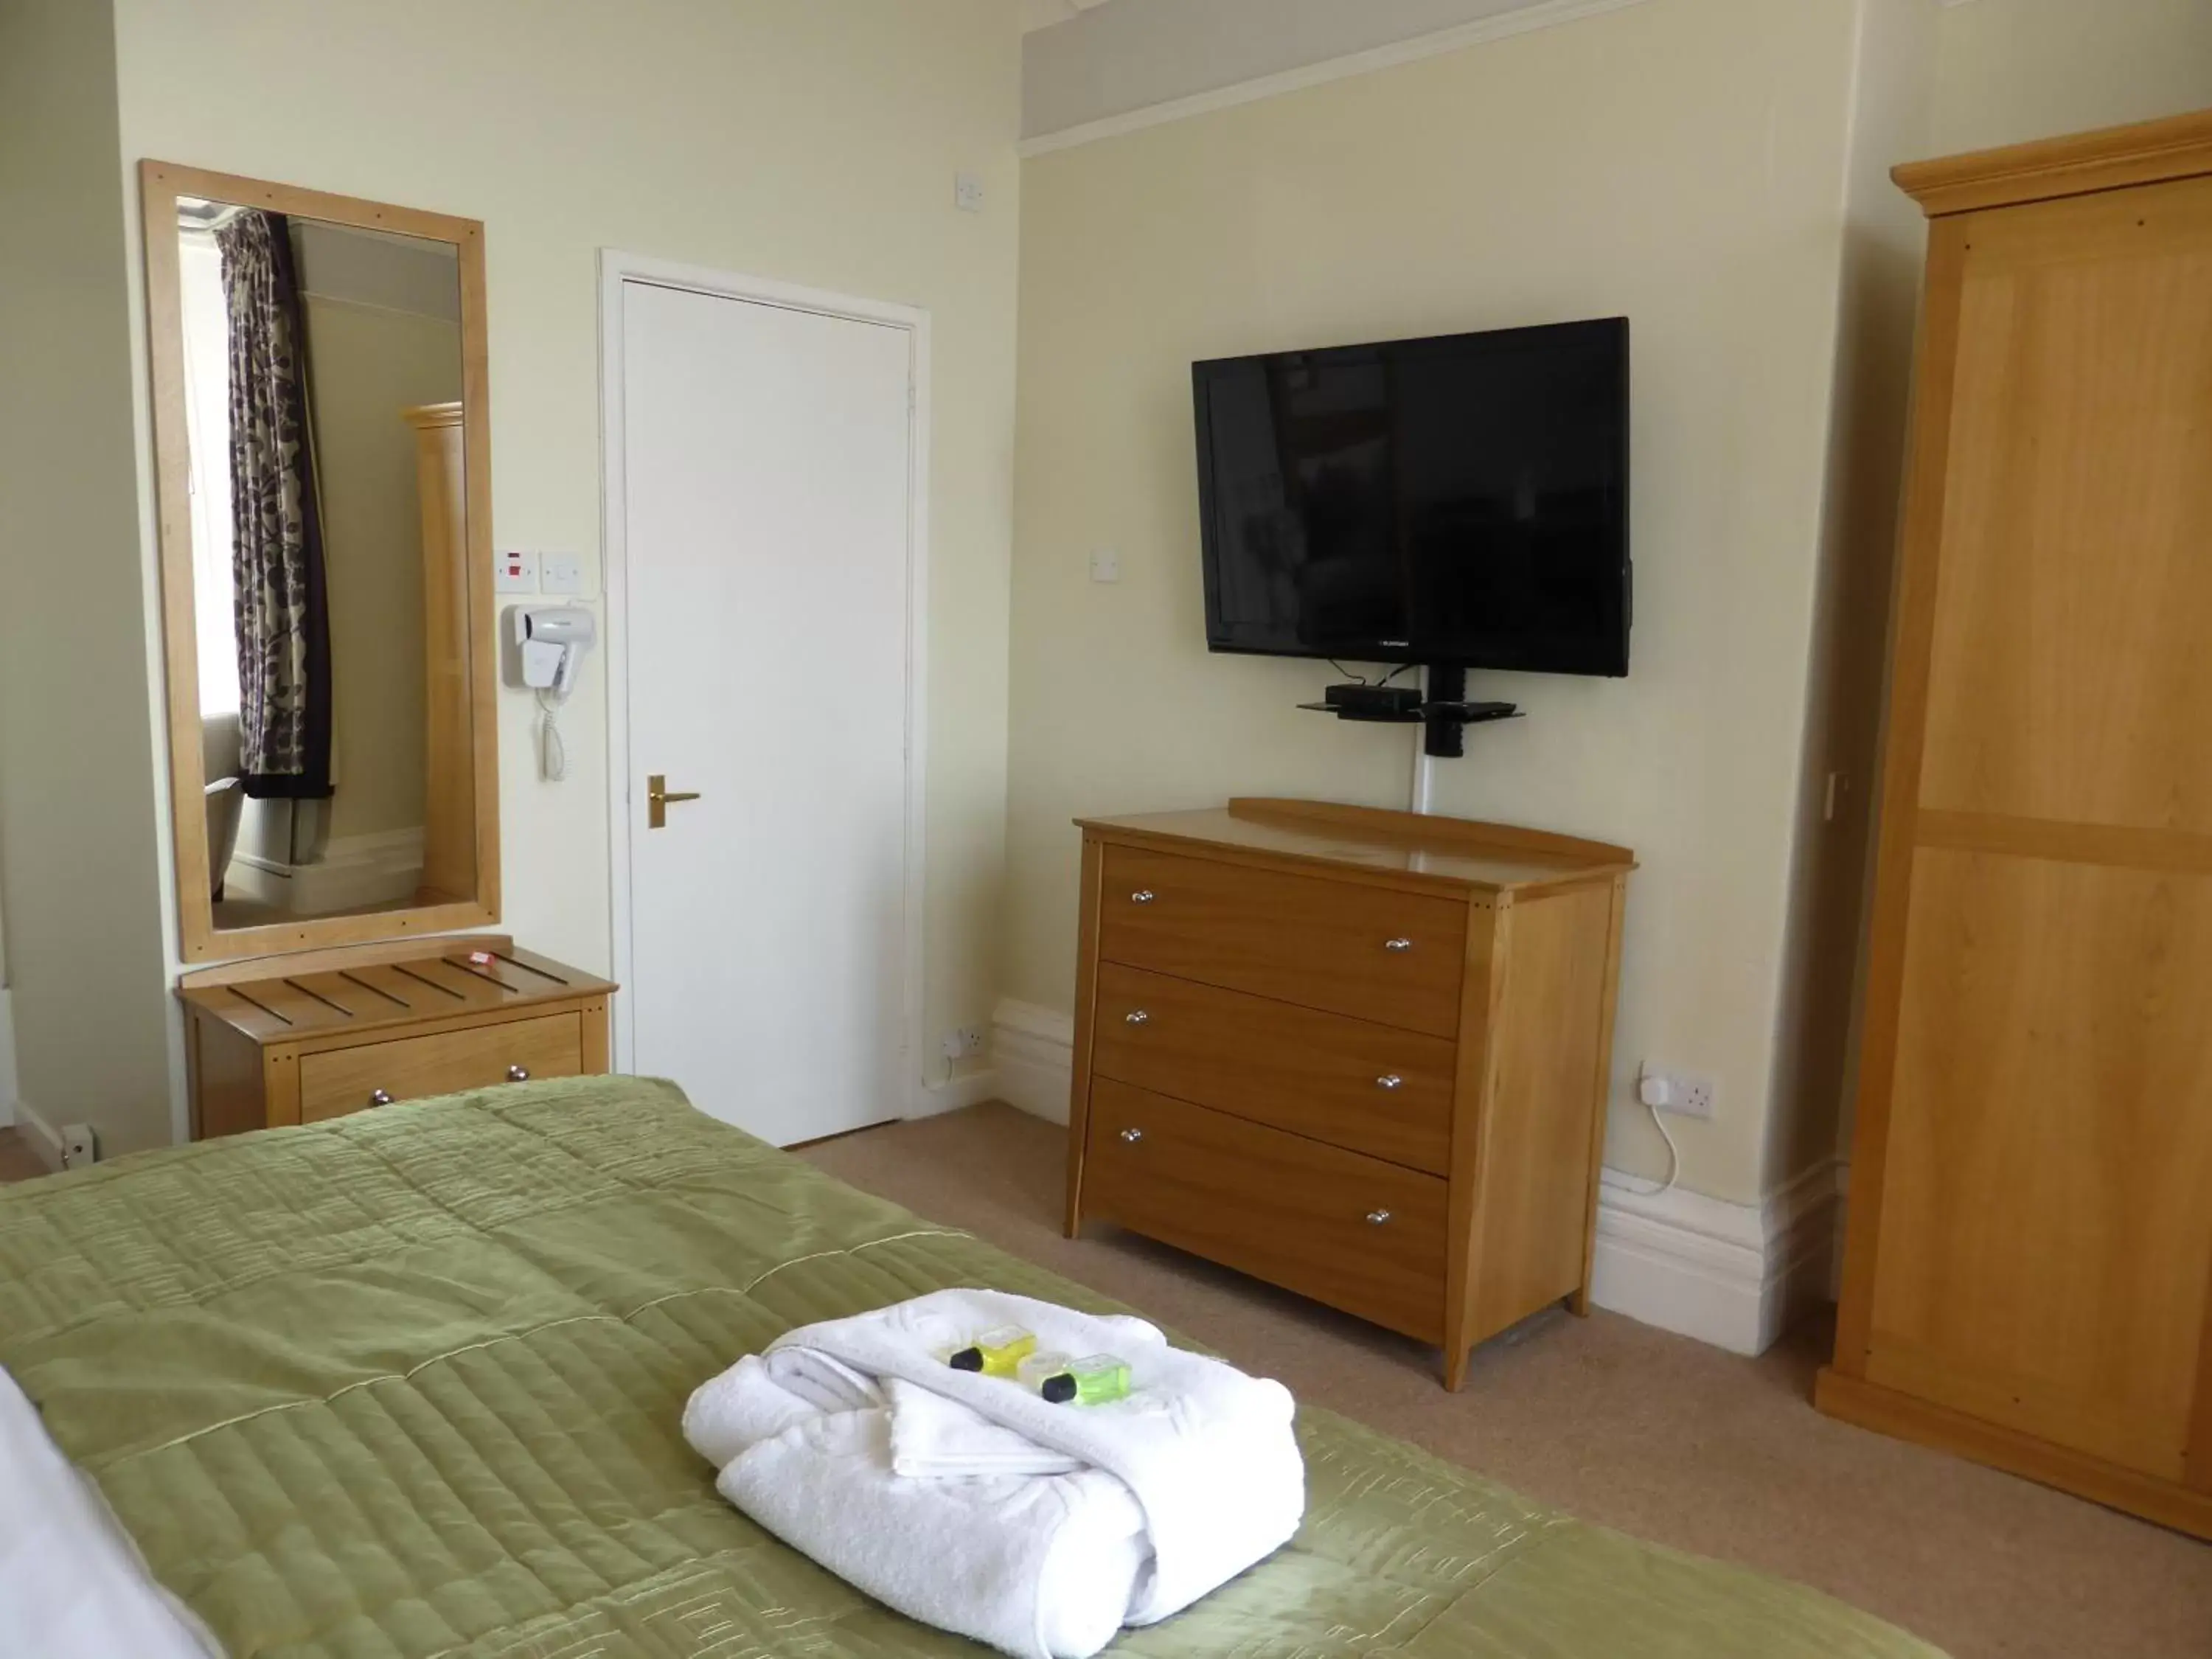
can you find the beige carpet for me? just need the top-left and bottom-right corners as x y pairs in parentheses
(0, 1129), (45, 1184)
(801, 1102), (2212, 1659)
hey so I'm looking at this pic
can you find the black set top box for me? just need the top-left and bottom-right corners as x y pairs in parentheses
(1324, 683), (1424, 718)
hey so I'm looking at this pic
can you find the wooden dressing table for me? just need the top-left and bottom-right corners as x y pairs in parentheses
(181, 939), (614, 1138)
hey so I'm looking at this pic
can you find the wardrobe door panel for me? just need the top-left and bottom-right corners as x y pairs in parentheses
(1917, 174), (2212, 836)
(1865, 847), (2212, 1480)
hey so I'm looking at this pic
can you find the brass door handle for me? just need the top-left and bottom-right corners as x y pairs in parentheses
(646, 773), (702, 829)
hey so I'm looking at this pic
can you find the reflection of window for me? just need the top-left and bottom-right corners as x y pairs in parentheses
(178, 232), (240, 717)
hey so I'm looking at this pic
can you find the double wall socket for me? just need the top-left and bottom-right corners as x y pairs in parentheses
(1639, 1068), (1716, 1120)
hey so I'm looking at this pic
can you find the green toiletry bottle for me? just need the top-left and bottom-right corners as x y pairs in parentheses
(1036, 1353), (1130, 1406)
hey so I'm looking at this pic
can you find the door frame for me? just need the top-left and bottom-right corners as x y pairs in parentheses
(597, 250), (931, 1109)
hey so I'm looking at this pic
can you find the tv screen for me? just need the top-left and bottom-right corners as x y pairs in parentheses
(1194, 318), (1630, 676)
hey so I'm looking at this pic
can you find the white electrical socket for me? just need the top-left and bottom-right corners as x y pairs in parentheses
(59, 1123), (98, 1168)
(940, 1026), (984, 1061)
(1639, 1068), (1717, 1121)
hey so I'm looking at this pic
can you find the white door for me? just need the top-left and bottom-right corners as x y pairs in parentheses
(620, 278), (916, 1146)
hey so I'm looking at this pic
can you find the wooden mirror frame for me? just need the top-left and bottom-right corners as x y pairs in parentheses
(142, 161), (499, 963)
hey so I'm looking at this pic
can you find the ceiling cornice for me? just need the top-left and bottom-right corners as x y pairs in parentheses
(1021, 0), (1655, 158)
(1021, 0), (1113, 35)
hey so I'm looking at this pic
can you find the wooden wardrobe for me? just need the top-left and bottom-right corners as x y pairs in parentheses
(1818, 110), (2212, 1540)
(406, 400), (475, 907)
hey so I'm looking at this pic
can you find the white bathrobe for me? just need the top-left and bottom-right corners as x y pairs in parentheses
(683, 1289), (1304, 1659)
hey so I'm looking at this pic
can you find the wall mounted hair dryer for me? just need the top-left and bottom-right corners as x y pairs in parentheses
(503, 605), (597, 781)
(504, 604), (597, 698)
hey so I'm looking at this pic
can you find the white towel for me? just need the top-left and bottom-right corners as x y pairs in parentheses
(688, 1343), (1150, 1657)
(767, 1289), (1304, 1624)
(885, 1379), (1085, 1480)
(681, 1290), (1304, 1659)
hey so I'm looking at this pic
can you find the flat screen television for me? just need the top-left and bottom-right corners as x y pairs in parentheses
(1193, 318), (1630, 677)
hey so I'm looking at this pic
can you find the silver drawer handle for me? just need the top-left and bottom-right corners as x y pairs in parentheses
(507, 1065), (530, 1082)
(1383, 937), (1413, 953)
(1376, 1074), (1404, 1091)
(1130, 889), (1156, 905)
(1124, 1009), (1150, 1026)
(1366, 1208), (1393, 1225)
(1120, 1127), (1145, 1144)
(369, 1088), (394, 1107)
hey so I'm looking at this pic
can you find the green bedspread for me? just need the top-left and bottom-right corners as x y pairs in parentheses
(0, 1078), (1941, 1658)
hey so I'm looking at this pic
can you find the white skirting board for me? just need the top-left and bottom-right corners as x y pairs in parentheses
(985, 997), (1843, 1358)
(227, 828), (426, 916)
(1589, 1159), (1843, 1357)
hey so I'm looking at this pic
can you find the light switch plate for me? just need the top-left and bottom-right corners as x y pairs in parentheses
(955, 172), (986, 212)
(540, 554), (587, 596)
(1089, 548), (1121, 584)
(495, 549), (538, 593)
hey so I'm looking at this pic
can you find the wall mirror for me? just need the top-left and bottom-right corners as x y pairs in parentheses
(143, 161), (498, 962)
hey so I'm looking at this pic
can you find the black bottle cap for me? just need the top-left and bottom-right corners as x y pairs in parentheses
(1041, 1374), (1077, 1404)
(948, 1347), (984, 1371)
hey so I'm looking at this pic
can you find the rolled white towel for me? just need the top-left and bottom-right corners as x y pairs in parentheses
(681, 1354), (821, 1469)
(886, 1379), (1085, 1480)
(720, 1407), (1152, 1659)
(767, 1289), (1303, 1625)
(684, 1290), (1301, 1656)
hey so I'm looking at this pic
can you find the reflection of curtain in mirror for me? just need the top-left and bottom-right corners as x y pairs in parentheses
(177, 232), (241, 718)
(215, 210), (333, 799)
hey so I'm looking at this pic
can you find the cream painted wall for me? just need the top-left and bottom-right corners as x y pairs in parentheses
(1933, 0), (2212, 154)
(1767, 0), (1935, 1189)
(111, 0), (1024, 1108)
(0, 0), (176, 1158)
(1007, 0), (1868, 1205)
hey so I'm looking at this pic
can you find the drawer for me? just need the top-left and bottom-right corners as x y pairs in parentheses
(1083, 1079), (1448, 1343)
(1092, 962), (1455, 1174)
(298, 1013), (583, 1124)
(1096, 843), (1466, 1037)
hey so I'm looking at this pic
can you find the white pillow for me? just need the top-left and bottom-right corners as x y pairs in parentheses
(0, 1367), (218, 1659)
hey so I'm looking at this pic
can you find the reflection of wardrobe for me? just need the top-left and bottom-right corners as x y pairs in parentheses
(1818, 111), (2212, 1540)
(405, 402), (471, 903)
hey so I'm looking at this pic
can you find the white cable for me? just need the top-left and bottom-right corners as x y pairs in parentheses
(535, 689), (567, 782)
(1408, 665), (1434, 814)
(1615, 1089), (1681, 1198)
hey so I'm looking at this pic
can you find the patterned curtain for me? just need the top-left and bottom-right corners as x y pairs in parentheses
(215, 210), (333, 799)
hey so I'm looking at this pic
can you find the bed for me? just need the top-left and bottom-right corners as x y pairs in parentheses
(0, 1077), (1944, 1658)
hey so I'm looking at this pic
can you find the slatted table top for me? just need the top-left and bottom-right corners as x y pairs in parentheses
(180, 944), (616, 1046)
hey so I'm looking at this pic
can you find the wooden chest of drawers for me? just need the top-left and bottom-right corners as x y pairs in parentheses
(1065, 799), (1633, 1388)
(181, 939), (615, 1138)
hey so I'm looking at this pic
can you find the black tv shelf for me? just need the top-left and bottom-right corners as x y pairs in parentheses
(1295, 664), (1519, 757)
